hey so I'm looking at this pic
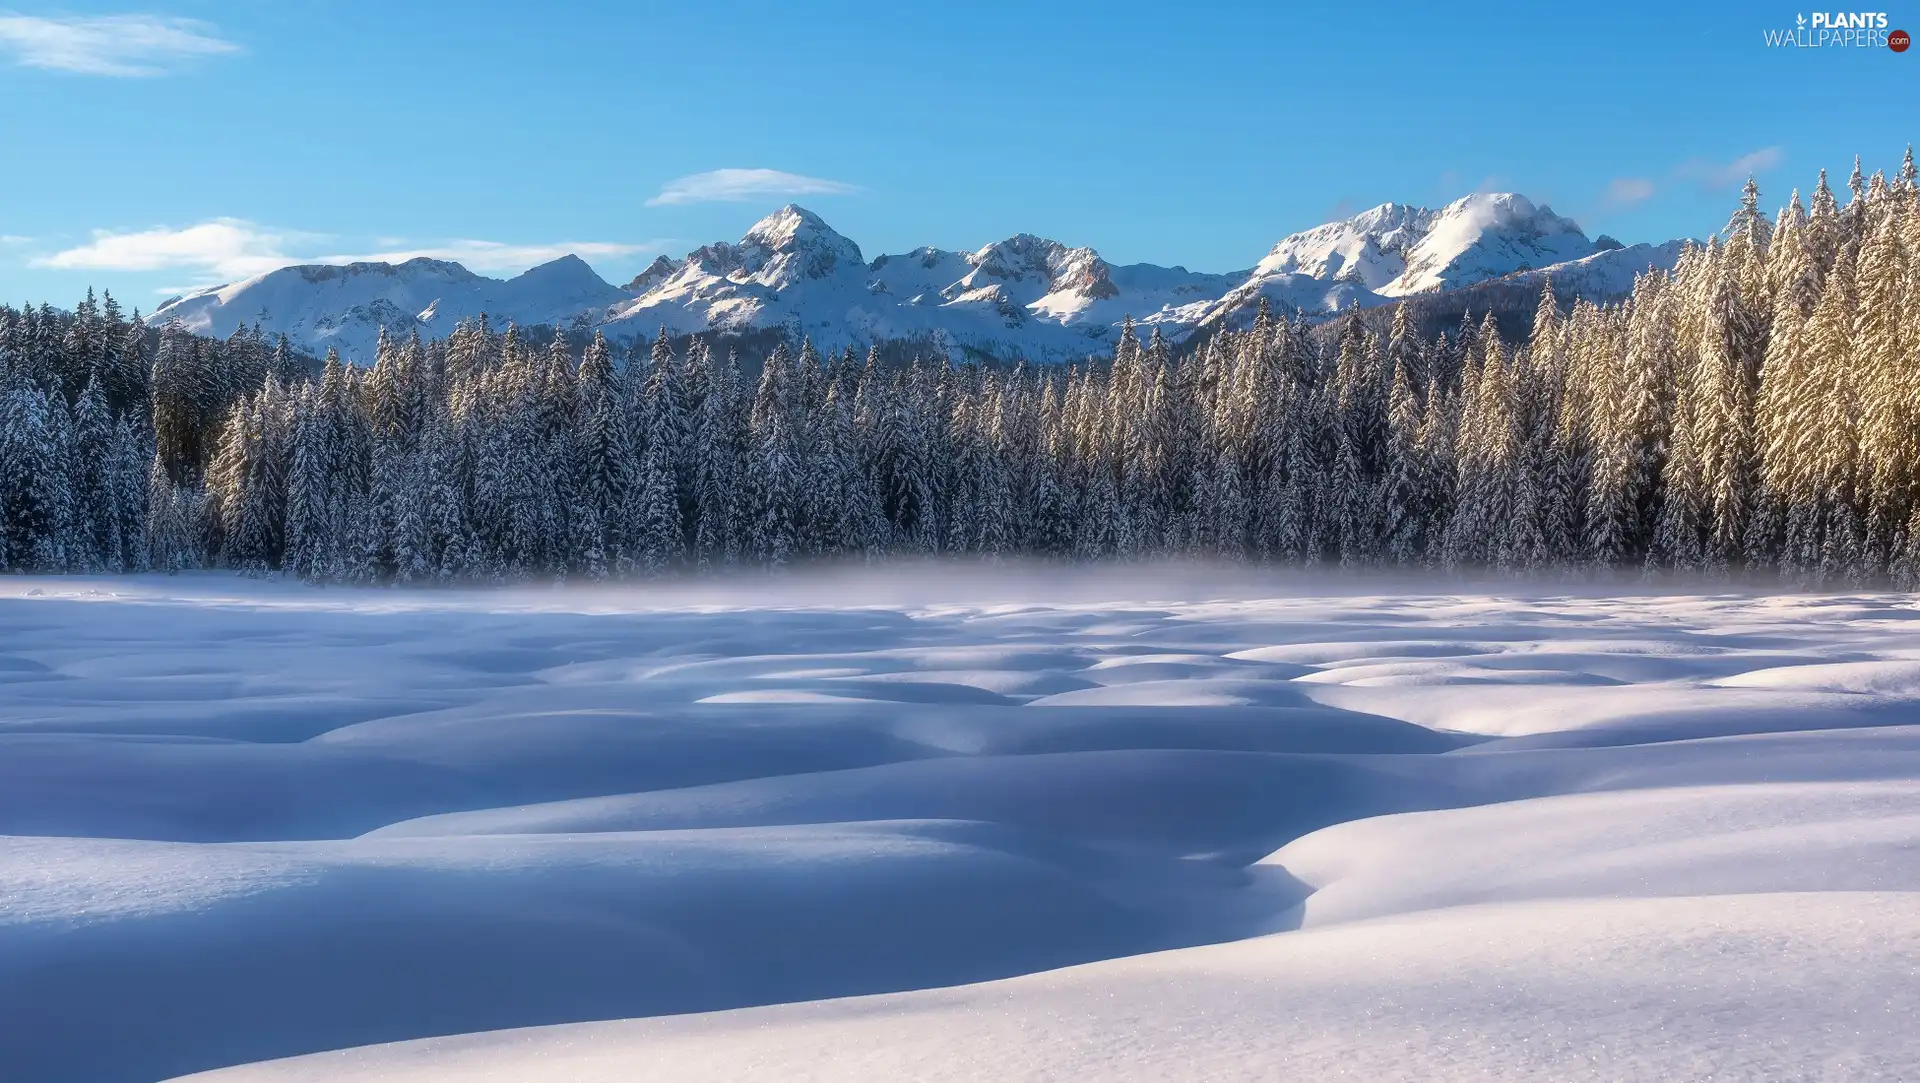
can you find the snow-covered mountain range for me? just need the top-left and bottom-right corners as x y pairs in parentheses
(150, 254), (629, 357)
(151, 194), (1687, 363)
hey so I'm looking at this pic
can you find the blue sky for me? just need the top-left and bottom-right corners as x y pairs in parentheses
(1, 0), (1913, 306)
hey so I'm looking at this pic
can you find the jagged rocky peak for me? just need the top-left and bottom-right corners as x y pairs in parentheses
(624, 255), (684, 292)
(1425, 192), (1585, 247)
(682, 240), (747, 278)
(1253, 202), (1437, 289)
(966, 234), (1118, 300)
(1386, 192), (1593, 295)
(736, 204), (865, 285)
(1344, 201), (1435, 232)
(292, 257), (479, 286)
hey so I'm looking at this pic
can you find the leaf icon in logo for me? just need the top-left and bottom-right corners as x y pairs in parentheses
(1797, 12), (1807, 24)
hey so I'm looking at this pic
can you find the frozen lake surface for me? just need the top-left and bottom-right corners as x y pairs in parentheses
(1, 570), (1915, 1082)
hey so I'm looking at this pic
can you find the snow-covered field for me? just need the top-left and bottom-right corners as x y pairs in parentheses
(3, 570), (1917, 1082)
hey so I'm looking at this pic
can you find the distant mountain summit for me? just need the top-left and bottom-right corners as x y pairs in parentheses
(151, 196), (1687, 363)
(1184, 193), (1672, 334)
(154, 255), (627, 361)
(1390, 192), (1593, 294)
(1246, 201), (1437, 289)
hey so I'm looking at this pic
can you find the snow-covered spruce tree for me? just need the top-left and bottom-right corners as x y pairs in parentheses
(207, 391), (269, 574)
(282, 385), (330, 581)
(1648, 245), (1712, 576)
(1853, 201), (1914, 574)
(1580, 289), (1638, 569)
(1443, 315), (1515, 570)
(0, 381), (75, 571)
(1379, 347), (1425, 566)
(1749, 192), (1815, 577)
(744, 343), (799, 567)
(106, 414), (151, 572)
(1413, 356), (1459, 568)
(569, 331), (632, 579)
(641, 329), (695, 550)
(633, 426), (680, 575)
(1327, 311), (1385, 566)
(873, 363), (931, 551)
(69, 377), (120, 572)
(690, 348), (743, 569)
(1695, 244), (1764, 576)
(1804, 243), (1864, 585)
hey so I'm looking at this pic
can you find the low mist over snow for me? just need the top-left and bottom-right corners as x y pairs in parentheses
(0, 569), (1915, 1082)
(149, 196), (1687, 365)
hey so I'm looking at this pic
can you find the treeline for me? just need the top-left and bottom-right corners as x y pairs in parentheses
(2, 152), (1919, 586)
(0, 293), (307, 572)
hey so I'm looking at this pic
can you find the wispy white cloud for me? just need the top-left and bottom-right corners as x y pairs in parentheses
(1604, 177), (1657, 208)
(646, 168), (860, 207)
(33, 219), (308, 279)
(1678, 147), (1785, 191)
(0, 234), (31, 246)
(32, 219), (662, 282)
(0, 13), (240, 76)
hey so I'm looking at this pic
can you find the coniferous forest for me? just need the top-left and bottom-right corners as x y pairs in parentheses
(3, 156), (1920, 586)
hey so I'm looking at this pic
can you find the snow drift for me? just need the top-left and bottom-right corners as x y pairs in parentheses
(0, 573), (1913, 1082)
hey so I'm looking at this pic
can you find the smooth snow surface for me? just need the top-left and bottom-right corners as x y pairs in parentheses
(1, 571), (1914, 1082)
